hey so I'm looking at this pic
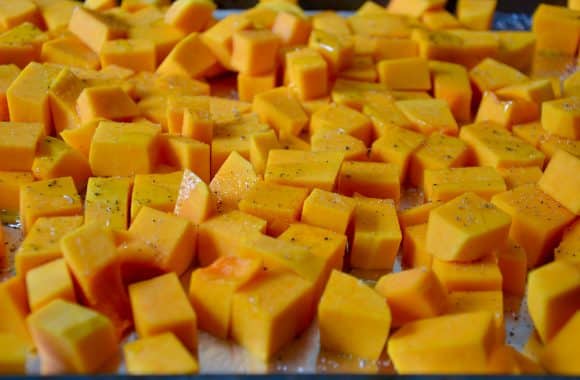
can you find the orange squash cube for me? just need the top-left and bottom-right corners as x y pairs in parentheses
(498, 166), (543, 190)
(337, 161), (400, 201)
(495, 239), (527, 296)
(160, 135), (210, 183)
(424, 166), (506, 202)
(48, 68), (85, 133)
(370, 126), (425, 182)
(249, 130), (280, 175)
(253, 87), (308, 136)
(25, 259), (75, 312)
(432, 254), (503, 292)
(285, 48), (328, 101)
(378, 57), (431, 91)
(457, 0), (497, 30)
(0, 23), (47, 69)
(237, 71), (276, 102)
(555, 220), (580, 265)
(130, 171), (183, 220)
(308, 29), (354, 74)
(301, 189), (355, 235)
(396, 98), (459, 136)
(0, 333), (27, 375)
(0, 122), (43, 172)
(0, 277), (32, 348)
(540, 311), (580, 374)
(100, 39), (156, 73)
(165, 0), (215, 34)
(469, 58), (527, 93)
(272, 11), (311, 46)
(85, 177), (132, 231)
(157, 33), (217, 79)
(209, 151), (259, 213)
(429, 60), (472, 124)
(0, 0), (40, 32)
(402, 223), (433, 269)
(0, 64), (19, 121)
(174, 169), (215, 226)
(310, 103), (372, 146)
(201, 14), (252, 69)
(231, 29), (280, 75)
(68, 6), (127, 53)
(76, 86), (139, 124)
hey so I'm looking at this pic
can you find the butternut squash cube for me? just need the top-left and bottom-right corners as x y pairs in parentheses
(60, 119), (100, 158)
(36, 0), (77, 32)
(0, 277), (32, 348)
(402, 223), (433, 269)
(32, 136), (92, 191)
(157, 32), (217, 79)
(457, 0), (497, 30)
(209, 151), (258, 213)
(253, 87), (308, 136)
(540, 311), (580, 375)
(272, 11), (311, 46)
(0, 64), (19, 121)
(85, 177), (132, 231)
(160, 135), (210, 183)
(370, 126), (425, 182)
(347, 13), (411, 39)
(249, 130), (280, 175)
(131, 171), (182, 220)
(232, 269), (314, 361)
(0, 333), (27, 375)
(423, 166), (506, 202)
(538, 149), (580, 215)
(129, 22), (185, 63)
(432, 254), (503, 292)
(318, 270), (391, 360)
(201, 14), (252, 69)
(20, 177), (82, 235)
(469, 58), (528, 93)
(27, 300), (117, 374)
(337, 161), (400, 202)
(47, 68), (84, 133)
(487, 343), (545, 375)
(130, 273), (197, 352)
(165, 0), (215, 34)
(427, 192), (511, 262)
(429, 60), (472, 124)
(237, 71), (276, 102)
(0, 23), (47, 68)
(68, 6), (127, 53)
(310, 103), (372, 146)
(311, 130), (367, 161)
(0, 0), (40, 32)
(409, 134), (469, 189)
(312, 11), (350, 36)
(396, 98), (458, 136)
(124, 333), (199, 375)
(491, 184), (576, 268)
(239, 181), (308, 236)
(0, 122), (43, 171)
(285, 48), (328, 101)
(532, 4), (580, 56)
(0, 171), (33, 218)
(539, 134), (580, 161)
(378, 57), (431, 91)
(100, 39), (156, 73)
(555, 220), (580, 264)
(388, 312), (496, 374)
(495, 239), (527, 296)
(121, 0), (170, 12)
(41, 35), (100, 70)
(301, 189), (355, 235)
(476, 91), (540, 129)
(89, 121), (161, 177)
(373, 37), (419, 61)
(231, 29), (280, 75)
(174, 169), (214, 226)
(25, 259), (75, 313)
(422, 10), (461, 30)
(496, 78), (555, 104)
(15, 216), (83, 276)
(351, 196), (402, 270)
(61, 222), (131, 335)
(264, 149), (344, 192)
(527, 260), (580, 343)
(76, 86), (139, 124)
(498, 166), (543, 190)
(189, 256), (262, 339)
(308, 29), (354, 74)
(376, 268), (447, 327)
(541, 96), (580, 141)
(197, 210), (266, 266)
(388, 0), (446, 18)
(399, 201), (443, 230)
(339, 55), (378, 83)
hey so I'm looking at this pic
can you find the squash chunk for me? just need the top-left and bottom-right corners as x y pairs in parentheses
(555, 220), (580, 265)
(40, 36), (100, 70)
(538, 149), (580, 215)
(375, 268), (447, 327)
(498, 166), (543, 190)
(0, 122), (43, 171)
(388, 312), (496, 374)
(232, 270), (313, 361)
(157, 33), (217, 79)
(89, 121), (161, 177)
(253, 87), (308, 136)
(495, 239), (527, 296)
(85, 177), (132, 231)
(429, 60), (472, 124)
(396, 98), (458, 136)
(130, 273), (197, 352)
(424, 166), (506, 202)
(160, 135), (210, 183)
(76, 86), (139, 124)
(0, 64), (19, 121)
(351, 196), (401, 270)
(318, 270), (391, 360)
(25, 259), (75, 313)
(540, 311), (580, 375)
(310, 103), (372, 146)
(239, 181), (309, 236)
(130, 171), (182, 220)
(20, 177), (82, 235)
(15, 216), (83, 276)
(370, 126), (425, 182)
(285, 48), (327, 101)
(124, 333), (199, 375)
(61, 223), (131, 335)
(27, 300), (117, 375)
(301, 189), (355, 235)
(68, 6), (127, 53)
(0, 277), (32, 348)
(402, 223), (433, 269)
(0, 23), (47, 69)
(377, 57), (431, 91)
(337, 161), (400, 202)
(426, 192), (511, 262)
(165, 0), (215, 34)
(0, 333), (27, 375)
(469, 58), (527, 93)
(527, 260), (580, 343)
(174, 169), (215, 225)
(209, 151), (258, 213)
(100, 39), (156, 73)
(231, 29), (280, 75)
(432, 254), (503, 292)
(189, 256), (262, 339)
(492, 184), (575, 268)
(0, 171), (33, 218)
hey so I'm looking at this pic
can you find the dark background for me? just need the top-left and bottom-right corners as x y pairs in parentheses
(216, 0), (566, 12)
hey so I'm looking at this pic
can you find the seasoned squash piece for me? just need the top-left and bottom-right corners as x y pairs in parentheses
(249, 130), (280, 175)
(311, 130), (368, 161)
(41, 36), (100, 70)
(424, 166), (506, 202)
(301, 189), (355, 235)
(48, 68), (84, 133)
(20, 177), (82, 235)
(540, 311), (580, 375)
(541, 97), (580, 140)
(272, 10), (311, 46)
(0, 23), (47, 68)
(253, 87), (308, 136)
(402, 223), (433, 269)
(377, 57), (431, 91)
(77, 86), (139, 124)
(68, 6), (127, 53)
(89, 121), (161, 177)
(496, 79), (555, 104)
(538, 149), (580, 215)
(332, 78), (389, 111)
(174, 169), (215, 225)
(532, 4), (580, 56)
(469, 58), (528, 93)
(157, 33), (217, 79)
(375, 268), (447, 327)
(476, 91), (540, 130)
(512, 121), (543, 148)
(308, 29), (354, 74)
(498, 166), (543, 190)
(539, 134), (580, 161)
(165, 0), (215, 34)
(337, 161), (400, 201)
(0, 277), (32, 348)
(0, 171), (33, 218)
(15, 216), (83, 276)
(201, 14), (252, 69)
(318, 270), (391, 360)
(429, 60), (472, 124)
(25, 259), (75, 312)
(312, 11), (350, 36)
(231, 29), (280, 75)
(339, 55), (377, 83)
(363, 96), (414, 138)
(129, 22), (185, 63)
(421, 10), (461, 30)
(492, 185), (575, 268)
(373, 37), (418, 61)
(100, 39), (156, 73)
(370, 126), (425, 182)
(130, 273), (197, 352)
(555, 220), (580, 264)
(160, 135), (210, 183)
(409, 134), (469, 189)
(399, 201), (443, 229)
(124, 333), (199, 375)
(495, 239), (527, 296)
(495, 31), (536, 73)
(351, 196), (401, 270)
(131, 171), (182, 220)
(0, 0), (40, 32)
(36, 0), (77, 32)
(433, 254), (502, 292)
(388, 312), (496, 374)
(237, 72), (276, 102)
(427, 192), (511, 262)
(0, 64), (19, 121)
(61, 222), (131, 335)
(388, 0), (445, 17)
(85, 177), (131, 231)
(527, 260), (580, 343)
(285, 48), (328, 101)
(0, 122), (43, 171)
(166, 95), (212, 139)
(209, 151), (258, 213)
(0, 333), (27, 375)
(447, 290), (504, 343)
(27, 300), (118, 374)
(310, 103), (372, 146)
(264, 149), (344, 192)
(232, 269), (314, 361)
(457, 0), (497, 30)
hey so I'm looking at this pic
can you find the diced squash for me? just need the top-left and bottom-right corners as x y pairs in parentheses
(370, 126), (425, 182)
(337, 161), (400, 202)
(285, 48), (328, 100)
(429, 60), (472, 124)
(487, 344), (544, 375)
(402, 223), (433, 269)
(157, 32), (217, 79)
(495, 239), (528, 296)
(174, 169), (215, 225)
(201, 14), (252, 69)
(231, 29), (280, 75)
(68, 6), (127, 53)
(423, 166), (506, 202)
(0, 171), (33, 218)
(0, 333), (27, 375)
(0, 64), (19, 121)
(498, 166), (543, 190)
(76, 86), (139, 124)
(249, 130), (280, 175)
(0, 277), (32, 348)
(100, 39), (156, 72)
(432, 254), (503, 292)
(85, 177), (132, 231)
(0, 122), (43, 171)
(165, 0), (215, 34)
(301, 189), (355, 235)
(446, 290), (504, 343)
(237, 71), (276, 102)
(541, 97), (580, 140)
(253, 87), (308, 136)
(377, 57), (431, 91)
(540, 311), (580, 374)
(25, 258), (75, 312)
(457, 0), (497, 30)
(308, 29), (354, 74)
(469, 58), (528, 93)
(48, 68), (85, 133)
(272, 11), (311, 46)
(130, 171), (182, 220)
(0, 23), (47, 68)
(209, 151), (258, 213)
(532, 4), (580, 56)
(538, 149), (580, 215)
(310, 103), (372, 146)
(555, 220), (580, 264)
(160, 134), (210, 183)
